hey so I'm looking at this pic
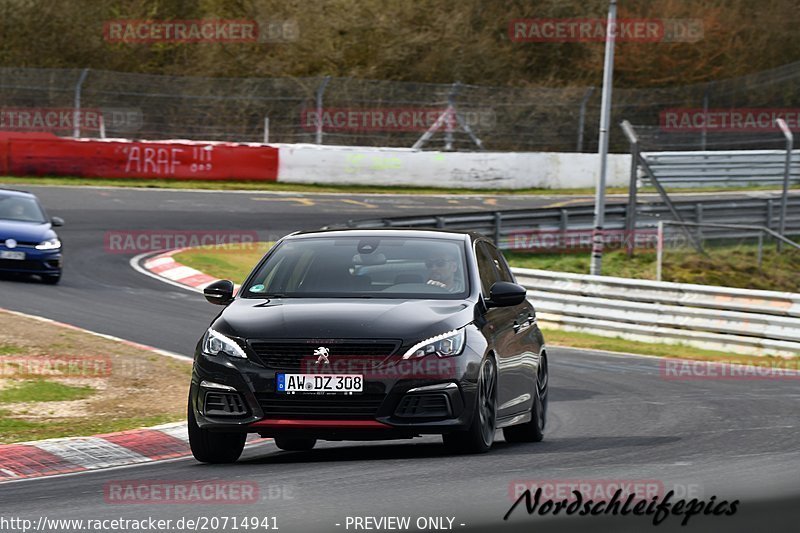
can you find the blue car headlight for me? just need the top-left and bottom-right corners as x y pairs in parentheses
(35, 238), (61, 251)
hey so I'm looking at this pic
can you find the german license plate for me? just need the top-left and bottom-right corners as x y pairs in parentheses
(0, 251), (25, 260)
(276, 373), (363, 393)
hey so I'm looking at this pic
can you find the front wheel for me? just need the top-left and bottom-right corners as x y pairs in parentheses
(188, 400), (246, 463)
(443, 357), (497, 454)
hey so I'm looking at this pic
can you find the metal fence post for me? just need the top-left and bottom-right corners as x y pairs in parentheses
(700, 85), (710, 151)
(444, 83), (460, 151)
(263, 116), (270, 143)
(776, 118), (793, 252)
(577, 86), (595, 152)
(315, 76), (331, 145)
(73, 68), (90, 138)
(493, 212), (502, 246)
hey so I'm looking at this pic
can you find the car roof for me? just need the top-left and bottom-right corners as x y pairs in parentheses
(286, 227), (484, 242)
(0, 188), (35, 198)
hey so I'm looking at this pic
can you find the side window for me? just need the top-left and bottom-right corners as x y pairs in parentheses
(474, 242), (501, 297)
(486, 243), (514, 283)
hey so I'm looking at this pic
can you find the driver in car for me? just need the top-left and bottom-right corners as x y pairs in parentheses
(425, 251), (464, 292)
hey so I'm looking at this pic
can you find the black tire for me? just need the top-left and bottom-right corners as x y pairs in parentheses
(188, 399), (246, 464)
(41, 274), (61, 285)
(443, 357), (497, 454)
(274, 437), (317, 451)
(503, 354), (547, 443)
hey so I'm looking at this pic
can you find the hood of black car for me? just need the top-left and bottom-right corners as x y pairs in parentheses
(214, 297), (474, 344)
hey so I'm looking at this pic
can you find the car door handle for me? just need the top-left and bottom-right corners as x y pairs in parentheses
(514, 313), (536, 333)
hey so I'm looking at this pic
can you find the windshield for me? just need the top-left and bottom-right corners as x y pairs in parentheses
(243, 236), (469, 299)
(0, 195), (47, 223)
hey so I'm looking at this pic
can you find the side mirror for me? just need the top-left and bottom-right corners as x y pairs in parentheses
(51, 217), (64, 227)
(204, 279), (235, 305)
(486, 281), (527, 308)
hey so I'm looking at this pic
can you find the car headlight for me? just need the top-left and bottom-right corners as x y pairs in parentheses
(35, 238), (61, 250)
(202, 328), (247, 359)
(403, 328), (466, 359)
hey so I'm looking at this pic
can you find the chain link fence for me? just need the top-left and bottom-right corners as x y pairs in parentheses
(3, 62), (800, 152)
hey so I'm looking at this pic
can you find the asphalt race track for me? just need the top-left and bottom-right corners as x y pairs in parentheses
(0, 185), (798, 532)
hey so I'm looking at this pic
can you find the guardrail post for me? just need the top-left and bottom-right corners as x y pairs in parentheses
(621, 120), (639, 256)
(656, 221), (664, 281)
(435, 216), (445, 229)
(757, 232), (763, 268)
(263, 116), (270, 143)
(695, 204), (703, 246)
(493, 212), (502, 246)
(776, 118), (793, 252)
(766, 199), (774, 230)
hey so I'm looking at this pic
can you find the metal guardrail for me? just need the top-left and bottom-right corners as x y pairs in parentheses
(341, 195), (800, 249)
(641, 150), (800, 186)
(512, 267), (800, 356)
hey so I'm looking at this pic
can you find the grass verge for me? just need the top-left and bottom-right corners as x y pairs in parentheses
(505, 243), (800, 292)
(0, 311), (191, 444)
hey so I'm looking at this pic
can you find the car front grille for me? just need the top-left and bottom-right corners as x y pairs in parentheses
(0, 259), (47, 271)
(255, 392), (386, 419)
(248, 340), (400, 371)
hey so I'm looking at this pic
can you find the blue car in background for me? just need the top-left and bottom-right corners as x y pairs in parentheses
(0, 189), (63, 284)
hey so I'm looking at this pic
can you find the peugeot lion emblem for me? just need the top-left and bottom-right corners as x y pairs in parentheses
(314, 347), (331, 365)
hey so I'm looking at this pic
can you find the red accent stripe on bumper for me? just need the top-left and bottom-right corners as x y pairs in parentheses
(250, 419), (391, 429)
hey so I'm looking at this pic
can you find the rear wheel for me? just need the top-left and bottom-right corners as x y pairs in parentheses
(188, 399), (246, 463)
(274, 437), (317, 451)
(503, 354), (547, 443)
(443, 357), (497, 454)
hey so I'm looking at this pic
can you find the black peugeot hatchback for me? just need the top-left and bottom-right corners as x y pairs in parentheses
(188, 229), (548, 462)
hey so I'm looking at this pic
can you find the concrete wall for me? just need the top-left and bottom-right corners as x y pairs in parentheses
(277, 143), (631, 189)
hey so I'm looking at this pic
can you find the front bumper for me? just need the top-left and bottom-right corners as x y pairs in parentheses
(189, 331), (485, 440)
(0, 246), (62, 275)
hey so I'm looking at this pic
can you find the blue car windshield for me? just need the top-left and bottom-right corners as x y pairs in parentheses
(0, 195), (47, 223)
(243, 236), (470, 299)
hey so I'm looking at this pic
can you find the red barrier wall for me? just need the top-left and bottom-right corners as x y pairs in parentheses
(0, 132), (278, 181)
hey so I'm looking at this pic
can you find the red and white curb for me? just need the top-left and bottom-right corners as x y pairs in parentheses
(0, 307), (263, 483)
(0, 423), (191, 481)
(131, 248), (239, 294)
